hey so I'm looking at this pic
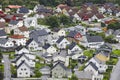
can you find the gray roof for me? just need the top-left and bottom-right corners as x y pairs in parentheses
(75, 71), (92, 79)
(19, 7), (29, 13)
(56, 36), (64, 43)
(0, 38), (8, 44)
(113, 29), (120, 36)
(40, 66), (50, 70)
(9, 20), (19, 25)
(43, 44), (50, 49)
(0, 29), (6, 37)
(68, 42), (76, 50)
(86, 35), (103, 42)
(53, 50), (67, 58)
(67, 31), (78, 38)
(87, 62), (98, 71)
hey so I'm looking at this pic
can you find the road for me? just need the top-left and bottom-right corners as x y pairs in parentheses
(110, 58), (120, 80)
(3, 54), (11, 80)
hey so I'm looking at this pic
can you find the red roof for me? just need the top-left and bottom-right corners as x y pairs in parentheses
(8, 5), (21, 9)
(10, 35), (25, 39)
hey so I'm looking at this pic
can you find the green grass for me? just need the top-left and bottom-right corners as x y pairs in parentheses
(106, 58), (118, 65)
(79, 64), (85, 71)
(112, 49), (120, 56)
(83, 50), (95, 59)
(0, 64), (4, 72)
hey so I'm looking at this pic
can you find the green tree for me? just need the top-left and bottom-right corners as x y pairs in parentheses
(46, 16), (60, 28)
(69, 74), (78, 80)
(59, 14), (71, 25)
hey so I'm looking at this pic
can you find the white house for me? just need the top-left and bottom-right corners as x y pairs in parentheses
(15, 46), (29, 54)
(43, 44), (57, 54)
(68, 42), (82, 55)
(26, 38), (41, 51)
(8, 20), (23, 30)
(0, 38), (14, 48)
(24, 17), (37, 28)
(86, 35), (104, 49)
(17, 61), (31, 77)
(9, 35), (27, 46)
(98, 7), (106, 14)
(86, 57), (108, 73)
(56, 36), (70, 49)
(14, 26), (29, 38)
(0, 29), (7, 38)
(57, 29), (66, 37)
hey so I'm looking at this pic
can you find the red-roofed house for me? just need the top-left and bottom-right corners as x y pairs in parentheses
(9, 35), (27, 46)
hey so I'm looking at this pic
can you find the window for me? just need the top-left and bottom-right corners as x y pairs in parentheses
(19, 72), (22, 75)
(26, 72), (28, 74)
(24, 68), (26, 70)
(21, 68), (23, 70)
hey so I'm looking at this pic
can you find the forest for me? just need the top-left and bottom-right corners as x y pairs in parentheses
(0, 0), (120, 9)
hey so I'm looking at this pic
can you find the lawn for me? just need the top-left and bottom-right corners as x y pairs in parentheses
(112, 49), (120, 56)
(83, 50), (95, 59)
(106, 58), (118, 65)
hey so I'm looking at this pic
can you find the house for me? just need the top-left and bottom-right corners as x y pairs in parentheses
(51, 62), (72, 78)
(57, 29), (66, 37)
(0, 29), (7, 38)
(39, 66), (51, 77)
(67, 31), (82, 42)
(17, 6), (29, 14)
(56, 36), (70, 49)
(68, 42), (82, 55)
(17, 61), (31, 77)
(9, 34), (27, 46)
(34, 13), (51, 19)
(15, 46), (29, 54)
(15, 53), (36, 68)
(113, 29), (120, 42)
(24, 17), (37, 28)
(0, 22), (5, 30)
(4, 14), (16, 22)
(86, 57), (108, 73)
(0, 38), (14, 48)
(30, 29), (49, 46)
(43, 43), (57, 54)
(86, 35), (104, 48)
(42, 52), (53, 64)
(26, 38), (40, 51)
(14, 26), (29, 38)
(8, 20), (23, 30)
(53, 50), (68, 65)
(33, 4), (45, 12)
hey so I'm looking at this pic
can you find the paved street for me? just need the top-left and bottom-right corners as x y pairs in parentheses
(110, 58), (120, 80)
(3, 55), (11, 80)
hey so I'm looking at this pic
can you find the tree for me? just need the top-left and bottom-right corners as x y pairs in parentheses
(46, 16), (60, 28)
(69, 74), (78, 80)
(59, 14), (71, 25)
(107, 22), (120, 30)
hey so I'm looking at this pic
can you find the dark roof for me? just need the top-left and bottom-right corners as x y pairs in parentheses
(17, 60), (30, 69)
(14, 53), (29, 63)
(15, 45), (25, 51)
(9, 20), (19, 25)
(0, 29), (6, 37)
(43, 44), (50, 49)
(67, 31), (78, 38)
(26, 38), (33, 46)
(0, 38), (8, 44)
(68, 42), (76, 50)
(56, 36), (64, 43)
(52, 62), (67, 70)
(88, 62), (98, 71)
(86, 35), (103, 42)
(19, 7), (29, 13)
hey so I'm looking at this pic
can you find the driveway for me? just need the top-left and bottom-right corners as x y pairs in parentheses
(3, 55), (11, 80)
(110, 58), (120, 80)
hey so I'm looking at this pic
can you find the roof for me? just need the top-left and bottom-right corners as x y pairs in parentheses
(17, 60), (30, 69)
(10, 35), (25, 39)
(0, 22), (5, 28)
(0, 38), (8, 44)
(43, 44), (51, 49)
(87, 62), (98, 71)
(53, 50), (67, 58)
(15, 45), (25, 51)
(68, 42), (76, 50)
(86, 35), (103, 42)
(8, 5), (21, 9)
(52, 62), (67, 71)
(31, 29), (48, 36)
(0, 29), (6, 37)
(56, 36), (64, 43)
(40, 66), (50, 70)
(113, 29), (120, 36)
(67, 31), (78, 38)
(18, 26), (28, 32)
(9, 20), (19, 25)
(26, 38), (34, 46)
(19, 7), (29, 13)
(75, 71), (92, 79)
